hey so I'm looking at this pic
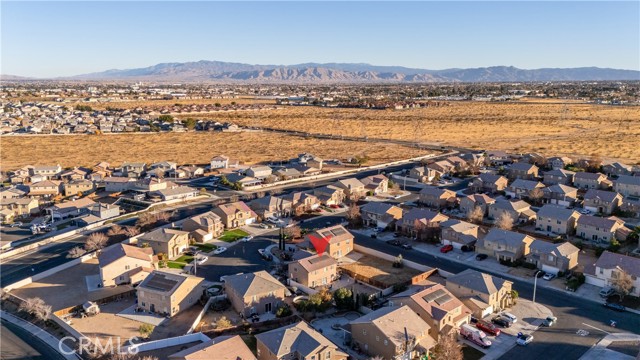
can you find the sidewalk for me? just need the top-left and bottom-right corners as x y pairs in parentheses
(0, 310), (81, 360)
(579, 333), (640, 360)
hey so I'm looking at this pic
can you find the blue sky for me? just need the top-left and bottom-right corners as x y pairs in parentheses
(2, 1), (639, 77)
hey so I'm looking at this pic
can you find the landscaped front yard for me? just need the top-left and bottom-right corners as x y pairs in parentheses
(193, 243), (217, 252)
(167, 255), (193, 269)
(219, 229), (249, 242)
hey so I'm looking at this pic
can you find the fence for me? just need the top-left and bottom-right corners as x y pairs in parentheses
(122, 332), (211, 354)
(187, 297), (215, 334)
(288, 279), (318, 295)
(353, 244), (434, 273)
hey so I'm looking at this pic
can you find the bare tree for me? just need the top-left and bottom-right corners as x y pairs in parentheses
(107, 224), (124, 237)
(467, 206), (485, 224)
(85, 232), (108, 252)
(136, 212), (155, 228)
(229, 195), (240, 203)
(528, 188), (544, 206)
(67, 246), (87, 259)
(496, 212), (515, 230)
(432, 332), (463, 360)
(154, 168), (165, 180)
(346, 204), (362, 227)
(269, 188), (283, 196)
(256, 191), (266, 199)
(216, 316), (232, 329)
(155, 211), (171, 223)
(611, 269), (634, 301)
(125, 226), (140, 238)
(284, 225), (302, 239)
(19, 297), (52, 322)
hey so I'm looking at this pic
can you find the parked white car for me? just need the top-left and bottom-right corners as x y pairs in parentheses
(196, 256), (208, 265)
(543, 273), (556, 281)
(213, 247), (227, 255)
(241, 235), (254, 242)
(501, 312), (518, 323)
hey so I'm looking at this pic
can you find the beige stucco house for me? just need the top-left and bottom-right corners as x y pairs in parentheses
(288, 254), (337, 288)
(212, 201), (257, 228)
(255, 321), (347, 360)
(477, 228), (535, 262)
(98, 243), (158, 287)
(535, 204), (580, 235)
(419, 187), (457, 209)
(137, 228), (190, 259)
(303, 225), (354, 259)
(445, 269), (514, 317)
(181, 211), (224, 242)
(137, 270), (205, 317)
(526, 240), (579, 275)
(224, 271), (288, 317)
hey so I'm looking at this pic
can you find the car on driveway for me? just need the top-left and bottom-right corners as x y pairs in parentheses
(196, 256), (208, 265)
(476, 320), (501, 336)
(8, 222), (23, 228)
(501, 312), (518, 323)
(241, 235), (253, 242)
(491, 316), (511, 328)
(401, 243), (412, 250)
(599, 287), (615, 298)
(213, 247), (227, 255)
(516, 334), (534, 346)
(603, 302), (626, 312)
(543, 273), (556, 281)
(542, 316), (557, 327)
(440, 245), (453, 253)
(579, 209), (591, 215)
(475, 254), (488, 261)
(535, 271), (546, 278)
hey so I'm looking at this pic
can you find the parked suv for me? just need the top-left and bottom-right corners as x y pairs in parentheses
(599, 287), (615, 298)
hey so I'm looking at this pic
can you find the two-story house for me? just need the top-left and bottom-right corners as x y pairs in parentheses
(585, 251), (640, 296)
(505, 179), (545, 200)
(312, 185), (345, 206)
(30, 164), (62, 179)
(224, 271), (287, 317)
(543, 169), (576, 185)
(488, 199), (536, 224)
(104, 177), (135, 192)
(303, 225), (354, 259)
(137, 228), (190, 259)
(409, 166), (440, 183)
(249, 196), (292, 219)
(389, 282), (472, 341)
(547, 156), (573, 170)
(603, 162), (633, 177)
(28, 180), (61, 198)
(440, 219), (479, 249)
(543, 184), (579, 206)
(419, 186), (457, 209)
(396, 208), (449, 238)
(137, 270), (205, 317)
(574, 172), (610, 190)
(168, 335), (256, 360)
(181, 211), (224, 242)
(255, 321), (348, 360)
(63, 179), (95, 196)
(535, 204), (581, 235)
(614, 175), (640, 198)
(350, 306), (435, 360)
(477, 228), (535, 262)
(470, 173), (508, 194)
(576, 215), (625, 245)
(246, 165), (273, 180)
(334, 178), (366, 201)
(446, 269), (514, 317)
(98, 243), (158, 287)
(459, 194), (496, 217)
(282, 192), (320, 215)
(360, 202), (404, 229)
(288, 253), (337, 288)
(361, 174), (389, 195)
(526, 240), (579, 275)
(583, 189), (623, 215)
(508, 162), (539, 180)
(46, 197), (96, 221)
(210, 155), (230, 169)
(121, 162), (147, 178)
(212, 201), (257, 228)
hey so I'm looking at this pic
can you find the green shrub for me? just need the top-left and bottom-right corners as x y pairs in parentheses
(275, 304), (292, 318)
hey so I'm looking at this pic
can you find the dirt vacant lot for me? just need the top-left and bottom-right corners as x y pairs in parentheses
(0, 132), (429, 170)
(182, 101), (640, 164)
(340, 255), (421, 288)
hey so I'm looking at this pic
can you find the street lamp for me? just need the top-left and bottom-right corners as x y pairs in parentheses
(533, 270), (543, 303)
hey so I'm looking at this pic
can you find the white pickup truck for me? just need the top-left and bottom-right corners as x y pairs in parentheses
(460, 324), (492, 348)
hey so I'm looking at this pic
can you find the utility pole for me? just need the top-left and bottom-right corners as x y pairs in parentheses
(533, 270), (542, 303)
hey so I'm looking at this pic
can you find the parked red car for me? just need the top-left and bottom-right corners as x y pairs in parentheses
(440, 245), (454, 253)
(476, 320), (501, 336)
(329, 204), (340, 209)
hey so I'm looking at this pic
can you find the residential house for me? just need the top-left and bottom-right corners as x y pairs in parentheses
(88, 202), (120, 220)
(576, 216), (625, 245)
(63, 179), (95, 196)
(0, 197), (40, 220)
(409, 166), (440, 183)
(307, 157), (323, 170)
(149, 161), (177, 175)
(133, 178), (169, 192)
(92, 161), (112, 180)
(288, 253), (337, 288)
(574, 172), (610, 190)
(0, 187), (27, 200)
(255, 321), (347, 360)
(282, 192), (320, 215)
(224, 271), (287, 317)
(620, 197), (640, 218)
(98, 243), (158, 287)
(459, 194), (496, 217)
(614, 175), (640, 197)
(547, 156), (573, 170)
(349, 306), (435, 360)
(477, 228), (535, 262)
(312, 185), (345, 206)
(583, 189), (623, 215)
(30, 164), (62, 179)
(182, 211), (224, 242)
(584, 251), (640, 296)
(360, 202), (404, 229)
(526, 240), (579, 275)
(293, 165), (321, 177)
(603, 162), (633, 177)
(470, 173), (508, 194)
(535, 204), (580, 235)
(520, 153), (546, 166)
(445, 269), (514, 317)
(419, 187), (457, 209)
(505, 179), (545, 200)
(304, 225), (354, 259)
(459, 152), (486, 168)
(273, 167), (301, 180)
(137, 228), (190, 259)
(427, 160), (456, 176)
(508, 162), (539, 180)
(225, 173), (262, 187)
(121, 162), (147, 178)
(175, 165), (204, 178)
(46, 197), (96, 221)
(246, 165), (273, 180)
(210, 155), (230, 169)
(212, 201), (257, 228)
(334, 178), (366, 201)
(59, 168), (90, 182)
(543, 184), (579, 206)
(168, 335), (256, 360)
(104, 177), (135, 192)
(361, 174), (389, 195)
(137, 271), (205, 317)
(543, 169), (576, 186)
(440, 219), (479, 249)
(389, 282), (472, 340)
(153, 186), (198, 201)
(249, 196), (292, 219)
(396, 208), (449, 238)
(485, 151), (513, 166)
(444, 156), (470, 173)
(488, 199), (536, 224)
(28, 180), (61, 198)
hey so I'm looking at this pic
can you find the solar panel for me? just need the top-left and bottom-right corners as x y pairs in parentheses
(332, 227), (347, 236)
(434, 294), (453, 306)
(144, 274), (178, 292)
(422, 289), (453, 306)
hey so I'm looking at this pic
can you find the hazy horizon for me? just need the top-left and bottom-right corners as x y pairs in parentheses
(2, 1), (639, 77)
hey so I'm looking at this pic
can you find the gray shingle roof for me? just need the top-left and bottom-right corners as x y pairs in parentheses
(530, 240), (579, 258)
(484, 228), (534, 247)
(595, 251), (640, 278)
(447, 269), (512, 296)
(584, 189), (621, 203)
(615, 175), (640, 187)
(255, 321), (342, 358)
(138, 228), (188, 243)
(537, 204), (579, 221)
(577, 215), (622, 229)
(491, 199), (531, 212)
(224, 271), (286, 298)
(350, 305), (432, 347)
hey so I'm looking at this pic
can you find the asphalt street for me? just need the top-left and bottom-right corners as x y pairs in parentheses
(0, 319), (67, 360)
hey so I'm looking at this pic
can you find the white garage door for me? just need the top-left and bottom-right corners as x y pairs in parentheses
(541, 264), (559, 275)
(585, 275), (605, 287)
(481, 306), (494, 318)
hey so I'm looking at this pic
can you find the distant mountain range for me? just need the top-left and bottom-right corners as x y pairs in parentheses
(4, 61), (640, 83)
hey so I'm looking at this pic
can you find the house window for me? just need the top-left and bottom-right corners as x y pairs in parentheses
(125, 265), (131, 270)
(363, 330), (367, 335)
(599, 268), (604, 275)
(376, 336), (380, 341)
(326, 351), (331, 358)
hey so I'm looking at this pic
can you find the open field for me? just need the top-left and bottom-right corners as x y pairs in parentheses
(176, 101), (640, 164)
(339, 255), (421, 288)
(0, 132), (429, 170)
(51, 97), (276, 111)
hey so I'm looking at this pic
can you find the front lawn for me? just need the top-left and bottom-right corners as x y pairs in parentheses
(167, 261), (186, 269)
(219, 229), (250, 243)
(193, 243), (217, 252)
(174, 255), (194, 264)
